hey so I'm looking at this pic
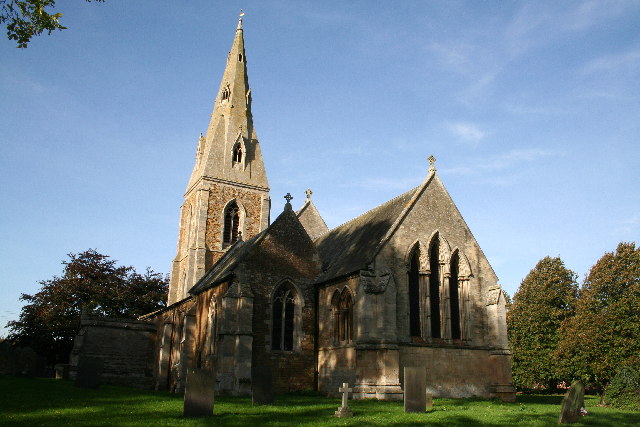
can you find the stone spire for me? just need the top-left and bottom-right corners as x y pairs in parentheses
(167, 17), (271, 305)
(186, 15), (269, 193)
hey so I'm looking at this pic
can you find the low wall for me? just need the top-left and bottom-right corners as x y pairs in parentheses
(70, 314), (157, 389)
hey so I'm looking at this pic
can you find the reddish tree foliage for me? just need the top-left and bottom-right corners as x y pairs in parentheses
(6, 249), (167, 365)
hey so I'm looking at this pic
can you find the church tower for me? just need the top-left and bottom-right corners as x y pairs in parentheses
(168, 17), (270, 304)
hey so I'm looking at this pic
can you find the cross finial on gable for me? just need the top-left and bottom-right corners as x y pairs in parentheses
(284, 193), (293, 203)
(305, 188), (313, 200)
(428, 155), (436, 172)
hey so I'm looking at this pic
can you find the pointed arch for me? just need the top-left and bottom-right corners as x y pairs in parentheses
(408, 247), (421, 337)
(221, 199), (246, 247)
(230, 134), (246, 169)
(449, 250), (461, 340)
(271, 280), (302, 351)
(428, 232), (441, 338)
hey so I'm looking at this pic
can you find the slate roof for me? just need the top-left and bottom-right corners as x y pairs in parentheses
(188, 228), (268, 295)
(314, 185), (419, 283)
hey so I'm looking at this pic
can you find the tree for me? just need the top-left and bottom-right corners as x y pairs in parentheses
(6, 249), (167, 365)
(1, 0), (103, 48)
(507, 256), (579, 390)
(556, 242), (640, 393)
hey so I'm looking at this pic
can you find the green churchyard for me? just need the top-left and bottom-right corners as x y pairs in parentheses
(1, 376), (639, 426)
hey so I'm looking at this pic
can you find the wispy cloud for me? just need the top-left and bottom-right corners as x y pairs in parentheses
(442, 148), (561, 176)
(447, 122), (486, 144)
(582, 49), (640, 74)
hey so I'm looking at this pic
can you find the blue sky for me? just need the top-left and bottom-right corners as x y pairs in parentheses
(1, 1), (639, 335)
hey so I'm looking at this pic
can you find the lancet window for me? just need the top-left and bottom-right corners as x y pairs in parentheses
(272, 282), (297, 351)
(223, 201), (240, 245)
(332, 288), (354, 344)
(450, 252), (461, 340)
(408, 250), (421, 337)
(221, 85), (230, 101)
(232, 142), (243, 165)
(407, 234), (472, 343)
(429, 238), (441, 339)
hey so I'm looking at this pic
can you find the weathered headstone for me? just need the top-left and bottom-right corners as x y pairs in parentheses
(251, 366), (273, 405)
(334, 382), (353, 417)
(75, 356), (103, 388)
(55, 364), (70, 380)
(559, 380), (586, 424)
(404, 366), (427, 412)
(404, 366), (427, 413)
(183, 367), (216, 417)
(426, 392), (433, 410)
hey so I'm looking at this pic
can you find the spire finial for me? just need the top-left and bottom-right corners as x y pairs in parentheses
(237, 10), (245, 30)
(305, 188), (313, 200)
(428, 155), (436, 172)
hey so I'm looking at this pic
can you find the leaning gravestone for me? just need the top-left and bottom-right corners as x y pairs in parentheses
(404, 366), (427, 413)
(184, 367), (216, 417)
(251, 366), (273, 405)
(75, 356), (103, 389)
(559, 380), (585, 424)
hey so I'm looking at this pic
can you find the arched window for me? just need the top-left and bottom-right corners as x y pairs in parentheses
(332, 288), (354, 344)
(408, 250), (421, 337)
(331, 290), (340, 344)
(450, 252), (461, 340)
(272, 283), (296, 351)
(223, 201), (240, 245)
(429, 238), (441, 338)
(339, 289), (353, 342)
(232, 142), (243, 165)
(221, 86), (230, 101)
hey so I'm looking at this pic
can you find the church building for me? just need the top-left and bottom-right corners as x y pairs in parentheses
(71, 18), (515, 401)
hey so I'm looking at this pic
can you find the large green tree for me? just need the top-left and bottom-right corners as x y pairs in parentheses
(507, 256), (579, 390)
(1, 0), (103, 48)
(556, 242), (640, 392)
(6, 249), (167, 364)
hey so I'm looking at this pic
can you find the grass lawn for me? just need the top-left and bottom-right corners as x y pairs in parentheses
(1, 376), (639, 426)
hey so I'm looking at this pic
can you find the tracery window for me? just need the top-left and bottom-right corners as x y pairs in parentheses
(223, 201), (240, 245)
(272, 282), (296, 351)
(332, 288), (354, 343)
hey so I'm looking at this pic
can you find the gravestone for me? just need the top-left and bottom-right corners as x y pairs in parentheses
(404, 366), (427, 413)
(75, 356), (103, 389)
(55, 364), (70, 380)
(426, 392), (433, 410)
(183, 367), (216, 417)
(334, 382), (353, 417)
(559, 380), (586, 424)
(251, 366), (273, 405)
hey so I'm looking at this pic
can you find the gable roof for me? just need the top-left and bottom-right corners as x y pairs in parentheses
(188, 228), (267, 295)
(296, 199), (329, 240)
(314, 185), (420, 283)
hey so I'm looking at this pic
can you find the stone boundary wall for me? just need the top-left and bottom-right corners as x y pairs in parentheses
(70, 314), (157, 389)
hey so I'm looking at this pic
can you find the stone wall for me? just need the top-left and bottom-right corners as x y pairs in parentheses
(399, 345), (511, 399)
(70, 314), (157, 389)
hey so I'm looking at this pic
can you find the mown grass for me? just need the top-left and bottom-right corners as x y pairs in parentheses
(1, 376), (638, 426)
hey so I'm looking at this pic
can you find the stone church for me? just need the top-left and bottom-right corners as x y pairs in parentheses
(71, 18), (515, 401)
